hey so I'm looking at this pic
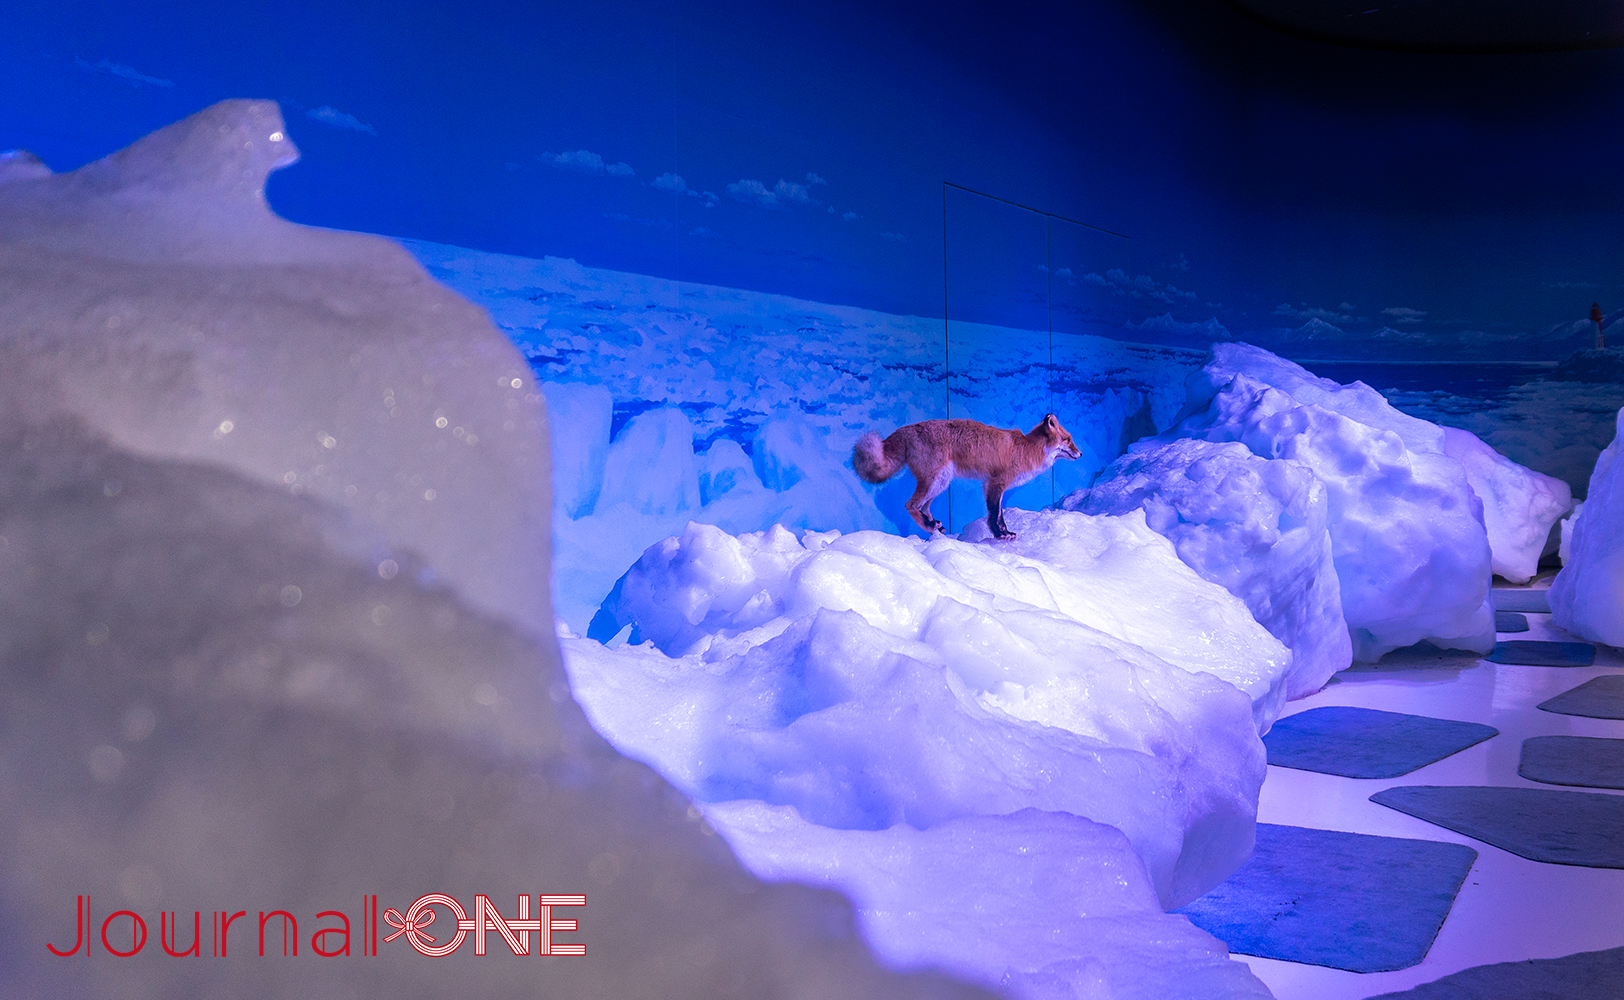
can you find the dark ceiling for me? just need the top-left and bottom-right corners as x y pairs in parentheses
(1225, 0), (1624, 53)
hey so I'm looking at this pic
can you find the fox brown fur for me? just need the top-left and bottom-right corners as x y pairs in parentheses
(852, 414), (1082, 539)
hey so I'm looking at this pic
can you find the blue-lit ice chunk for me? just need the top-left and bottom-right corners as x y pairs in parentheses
(541, 381), (613, 518)
(599, 406), (703, 515)
(1067, 437), (1350, 698)
(703, 803), (1273, 1000)
(0, 99), (554, 639)
(575, 515), (1276, 909)
(1441, 425), (1572, 583)
(1551, 407), (1624, 646)
(1191, 343), (1570, 585)
(1177, 345), (1495, 661)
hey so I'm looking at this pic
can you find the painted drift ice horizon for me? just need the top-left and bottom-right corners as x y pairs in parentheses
(853, 415), (1082, 539)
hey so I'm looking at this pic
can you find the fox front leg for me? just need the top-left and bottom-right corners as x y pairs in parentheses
(985, 480), (1017, 540)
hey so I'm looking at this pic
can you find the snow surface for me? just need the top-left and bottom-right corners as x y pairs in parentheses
(0, 421), (999, 1000)
(1065, 438), (1350, 698)
(0, 100), (554, 639)
(1174, 345), (1497, 661)
(577, 516), (1276, 910)
(1551, 408), (1624, 646)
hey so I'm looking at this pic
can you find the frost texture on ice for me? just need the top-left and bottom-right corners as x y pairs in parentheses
(702, 803), (1272, 1000)
(1065, 438), (1350, 698)
(1175, 344), (1496, 661)
(1551, 408), (1624, 646)
(578, 514), (1274, 909)
(0, 424), (1002, 1000)
(0, 100), (554, 638)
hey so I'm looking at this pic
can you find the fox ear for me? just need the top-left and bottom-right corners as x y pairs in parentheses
(1044, 413), (1058, 427)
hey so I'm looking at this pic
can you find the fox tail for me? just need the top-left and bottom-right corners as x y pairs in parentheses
(852, 431), (903, 483)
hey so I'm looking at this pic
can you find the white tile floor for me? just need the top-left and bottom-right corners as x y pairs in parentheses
(1241, 585), (1624, 1000)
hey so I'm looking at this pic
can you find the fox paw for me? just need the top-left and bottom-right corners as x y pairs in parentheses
(992, 529), (1018, 540)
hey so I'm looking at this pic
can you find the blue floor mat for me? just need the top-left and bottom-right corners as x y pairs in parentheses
(1371, 785), (1624, 868)
(1539, 675), (1624, 719)
(1364, 946), (1624, 999)
(1519, 736), (1624, 789)
(1494, 611), (1529, 633)
(1492, 589), (1551, 614)
(1263, 706), (1498, 779)
(1487, 640), (1595, 666)
(1176, 823), (1476, 973)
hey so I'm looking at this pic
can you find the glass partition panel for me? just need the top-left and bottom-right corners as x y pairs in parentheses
(943, 185), (1049, 533)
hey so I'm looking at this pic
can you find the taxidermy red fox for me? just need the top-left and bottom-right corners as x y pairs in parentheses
(853, 414), (1082, 539)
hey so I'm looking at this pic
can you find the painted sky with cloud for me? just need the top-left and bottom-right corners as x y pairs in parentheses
(5, 0), (1623, 358)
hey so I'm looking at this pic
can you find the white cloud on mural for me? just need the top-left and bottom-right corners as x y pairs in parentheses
(1273, 302), (1353, 324)
(652, 172), (690, 194)
(1382, 306), (1427, 325)
(541, 149), (635, 178)
(726, 177), (820, 208)
(306, 106), (377, 135)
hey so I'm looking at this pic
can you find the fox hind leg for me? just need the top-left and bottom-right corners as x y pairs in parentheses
(906, 462), (953, 534)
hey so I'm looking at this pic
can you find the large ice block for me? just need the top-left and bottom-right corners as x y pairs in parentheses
(1441, 425), (1572, 583)
(1551, 407), (1624, 646)
(1069, 437), (1350, 697)
(580, 515), (1277, 908)
(1176, 348), (1496, 661)
(0, 100), (554, 638)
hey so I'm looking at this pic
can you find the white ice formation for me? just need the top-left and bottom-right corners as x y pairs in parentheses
(1551, 407), (1624, 646)
(1066, 437), (1350, 698)
(1560, 501), (1584, 565)
(0, 102), (1006, 1000)
(703, 802), (1272, 1000)
(1440, 425), (1572, 583)
(0, 99), (554, 639)
(1174, 343), (1502, 661)
(580, 515), (1277, 908)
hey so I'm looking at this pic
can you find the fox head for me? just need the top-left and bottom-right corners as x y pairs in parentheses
(1038, 413), (1082, 461)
